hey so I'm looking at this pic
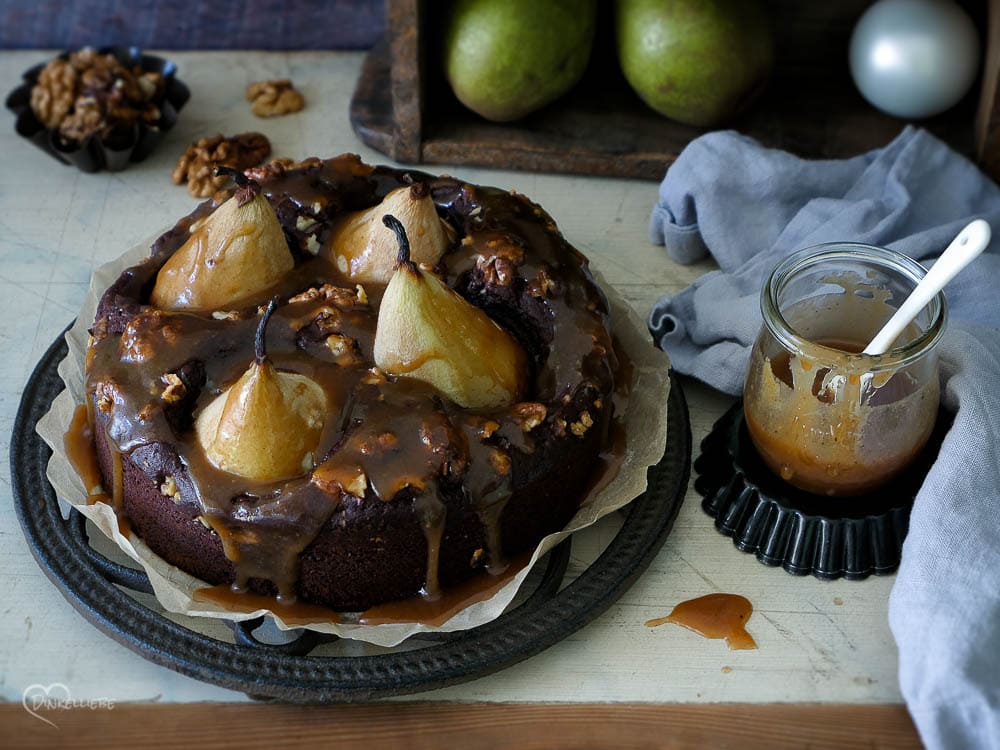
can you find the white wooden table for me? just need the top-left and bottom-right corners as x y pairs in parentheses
(0, 51), (901, 708)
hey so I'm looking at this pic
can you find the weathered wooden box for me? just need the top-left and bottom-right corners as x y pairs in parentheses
(351, 0), (1000, 180)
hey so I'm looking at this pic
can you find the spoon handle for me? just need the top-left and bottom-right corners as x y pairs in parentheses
(863, 219), (991, 356)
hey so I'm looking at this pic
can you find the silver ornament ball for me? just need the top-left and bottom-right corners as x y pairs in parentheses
(849, 0), (980, 119)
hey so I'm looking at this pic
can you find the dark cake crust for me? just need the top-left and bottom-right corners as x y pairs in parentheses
(85, 154), (618, 611)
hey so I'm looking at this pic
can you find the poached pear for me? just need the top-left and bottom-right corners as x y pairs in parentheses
(616, 0), (774, 127)
(326, 183), (453, 284)
(443, 0), (597, 122)
(151, 168), (294, 311)
(374, 215), (527, 410)
(195, 300), (328, 482)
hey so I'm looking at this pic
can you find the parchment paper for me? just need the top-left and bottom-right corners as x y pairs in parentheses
(36, 234), (672, 648)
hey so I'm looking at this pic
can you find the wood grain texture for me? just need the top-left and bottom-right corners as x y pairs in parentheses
(0, 703), (921, 749)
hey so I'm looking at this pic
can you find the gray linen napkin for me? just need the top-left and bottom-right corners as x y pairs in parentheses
(648, 126), (1000, 749)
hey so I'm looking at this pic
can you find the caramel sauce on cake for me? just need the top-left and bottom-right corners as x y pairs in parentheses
(80, 155), (621, 612)
(65, 403), (131, 537)
(359, 551), (532, 626)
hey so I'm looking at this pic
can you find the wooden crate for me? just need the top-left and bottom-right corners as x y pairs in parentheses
(351, 0), (1000, 180)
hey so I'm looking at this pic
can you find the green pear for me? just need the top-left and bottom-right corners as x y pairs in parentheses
(195, 301), (328, 482)
(616, 0), (774, 127)
(151, 171), (294, 311)
(443, 0), (597, 122)
(374, 215), (527, 410)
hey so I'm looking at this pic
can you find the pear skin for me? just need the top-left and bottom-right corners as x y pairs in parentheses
(196, 360), (327, 481)
(327, 183), (454, 285)
(616, 0), (774, 127)
(373, 215), (527, 410)
(195, 301), (329, 481)
(443, 0), (597, 122)
(151, 178), (294, 311)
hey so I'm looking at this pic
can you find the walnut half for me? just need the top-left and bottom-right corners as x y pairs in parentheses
(172, 132), (271, 198)
(246, 79), (305, 117)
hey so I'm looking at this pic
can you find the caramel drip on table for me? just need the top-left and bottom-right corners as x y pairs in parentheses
(646, 593), (757, 651)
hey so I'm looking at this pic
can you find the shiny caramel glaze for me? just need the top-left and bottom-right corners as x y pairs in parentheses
(83, 154), (619, 607)
(359, 551), (533, 626)
(65, 403), (131, 537)
(646, 593), (757, 651)
(193, 583), (342, 626)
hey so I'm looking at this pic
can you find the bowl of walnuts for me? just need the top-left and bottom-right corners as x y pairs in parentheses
(5, 46), (190, 173)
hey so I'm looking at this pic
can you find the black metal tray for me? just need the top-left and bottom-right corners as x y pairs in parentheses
(10, 328), (691, 702)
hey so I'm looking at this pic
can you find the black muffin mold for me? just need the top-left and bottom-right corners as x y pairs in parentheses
(5, 47), (190, 173)
(695, 402), (950, 580)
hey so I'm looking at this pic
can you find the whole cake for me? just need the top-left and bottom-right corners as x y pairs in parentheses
(84, 154), (619, 611)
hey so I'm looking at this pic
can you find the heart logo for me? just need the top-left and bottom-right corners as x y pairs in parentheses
(22, 683), (71, 728)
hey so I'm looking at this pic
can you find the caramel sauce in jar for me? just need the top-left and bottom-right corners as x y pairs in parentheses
(743, 245), (945, 497)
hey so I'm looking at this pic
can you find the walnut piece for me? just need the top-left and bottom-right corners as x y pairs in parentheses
(246, 79), (305, 117)
(172, 132), (271, 198)
(570, 410), (594, 437)
(513, 402), (547, 432)
(288, 284), (368, 309)
(476, 242), (524, 288)
(488, 448), (512, 476)
(160, 476), (182, 503)
(94, 381), (117, 414)
(243, 156), (321, 182)
(30, 59), (77, 128)
(160, 373), (187, 403)
(324, 333), (362, 365)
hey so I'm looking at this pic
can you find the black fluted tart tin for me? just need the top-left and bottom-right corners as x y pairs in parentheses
(5, 47), (190, 173)
(695, 402), (949, 580)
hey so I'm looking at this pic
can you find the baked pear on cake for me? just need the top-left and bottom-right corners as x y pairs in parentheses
(194, 300), (328, 482)
(325, 183), (454, 284)
(151, 168), (293, 311)
(374, 215), (527, 410)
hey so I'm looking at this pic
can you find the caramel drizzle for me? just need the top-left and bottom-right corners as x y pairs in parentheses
(414, 492), (446, 598)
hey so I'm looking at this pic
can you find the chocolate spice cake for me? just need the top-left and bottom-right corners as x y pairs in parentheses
(84, 154), (620, 611)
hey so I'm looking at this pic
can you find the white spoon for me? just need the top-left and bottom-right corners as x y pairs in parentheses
(862, 219), (991, 355)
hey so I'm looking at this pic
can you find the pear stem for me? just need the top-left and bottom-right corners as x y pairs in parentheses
(255, 298), (278, 364)
(215, 166), (261, 207)
(383, 214), (415, 271)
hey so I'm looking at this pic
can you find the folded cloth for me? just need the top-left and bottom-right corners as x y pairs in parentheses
(648, 126), (1000, 749)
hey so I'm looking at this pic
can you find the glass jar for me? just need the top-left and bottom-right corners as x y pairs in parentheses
(743, 244), (946, 497)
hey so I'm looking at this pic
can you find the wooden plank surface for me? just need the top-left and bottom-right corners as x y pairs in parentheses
(0, 50), (904, 707)
(0, 703), (920, 749)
